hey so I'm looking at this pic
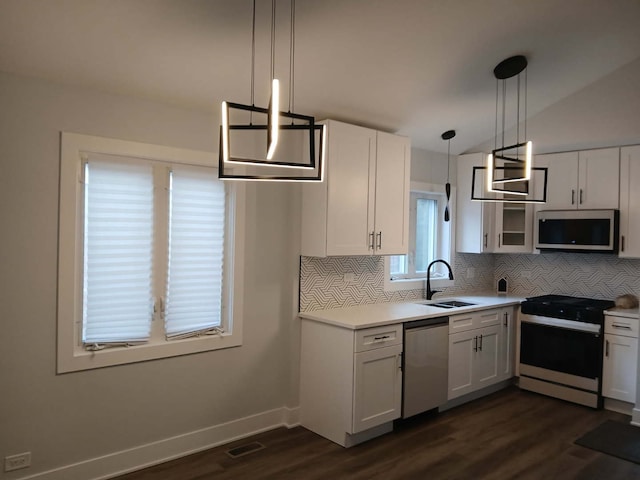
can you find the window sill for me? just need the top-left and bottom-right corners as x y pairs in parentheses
(58, 333), (242, 373)
(384, 276), (455, 293)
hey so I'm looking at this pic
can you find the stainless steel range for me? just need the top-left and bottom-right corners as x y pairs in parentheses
(519, 294), (615, 408)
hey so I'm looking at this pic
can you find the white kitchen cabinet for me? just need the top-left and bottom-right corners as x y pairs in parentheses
(619, 145), (640, 258)
(301, 120), (410, 257)
(300, 321), (403, 447)
(536, 148), (619, 210)
(494, 203), (533, 253)
(602, 313), (639, 403)
(456, 152), (494, 253)
(456, 153), (533, 253)
(447, 308), (503, 400)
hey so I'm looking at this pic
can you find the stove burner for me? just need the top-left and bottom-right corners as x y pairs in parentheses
(521, 294), (615, 325)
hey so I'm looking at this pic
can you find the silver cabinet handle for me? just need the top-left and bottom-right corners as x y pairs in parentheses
(374, 335), (391, 341)
(369, 232), (375, 250)
(473, 336), (478, 352)
(612, 323), (632, 330)
(479, 334), (483, 351)
(397, 353), (403, 370)
(376, 231), (382, 249)
(504, 312), (508, 327)
(605, 339), (610, 357)
(498, 234), (501, 248)
(571, 189), (575, 205)
(622, 235), (625, 252)
(579, 189), (583, 204)
(484, 233), (488, 249)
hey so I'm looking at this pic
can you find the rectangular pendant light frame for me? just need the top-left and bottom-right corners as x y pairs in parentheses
(490, 140), (532, 185)
(219, 101), (324, 181)
(472, 166), (548, 203)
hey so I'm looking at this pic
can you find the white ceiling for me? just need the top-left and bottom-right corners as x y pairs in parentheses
(1, 0), (639, 154)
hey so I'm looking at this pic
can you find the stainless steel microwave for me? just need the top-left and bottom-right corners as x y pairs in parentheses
(535, 209), (619, 253)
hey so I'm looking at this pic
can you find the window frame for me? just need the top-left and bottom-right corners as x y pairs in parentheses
(384, 181), (455, 293)
(57, 133), (245, 373)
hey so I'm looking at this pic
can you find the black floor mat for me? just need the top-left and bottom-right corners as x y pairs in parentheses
(575, 420), (640, 464)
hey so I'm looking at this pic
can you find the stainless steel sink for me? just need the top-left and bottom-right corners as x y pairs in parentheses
(426, 300), (476, 309)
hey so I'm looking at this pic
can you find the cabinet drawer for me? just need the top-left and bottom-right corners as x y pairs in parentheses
(605, 315), (639, 338)
(449, 308), (501, 334)
(355, 324), (402, 352)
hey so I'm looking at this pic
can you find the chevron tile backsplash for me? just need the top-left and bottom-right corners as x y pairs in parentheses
(299, 252), (640, 311)
(299, 253), (495, 312)
(494, 253), (640, 300)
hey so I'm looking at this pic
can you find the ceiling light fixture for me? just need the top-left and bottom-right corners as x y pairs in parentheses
(441, 129), (455, 222)
(218, 0), (324, 181)
(471, 55), (547, 202)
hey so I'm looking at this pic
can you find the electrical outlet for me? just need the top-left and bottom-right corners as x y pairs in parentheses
(5, 452), (31, 472)
(343, 273), (355, 283)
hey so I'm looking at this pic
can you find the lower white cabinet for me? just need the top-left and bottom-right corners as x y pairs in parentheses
(300, 321), (402, 447)
(448, 307), (515, 400)
(602, 313), (639, 403)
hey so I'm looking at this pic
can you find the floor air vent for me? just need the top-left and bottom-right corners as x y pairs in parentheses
(225, 441), (265, 459)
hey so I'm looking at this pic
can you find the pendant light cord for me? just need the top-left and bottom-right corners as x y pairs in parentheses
(250, 0), (256, 123)
(289, 0), (296, 118)
(270, 0), (276, 82)
(446, 138), (451, 182)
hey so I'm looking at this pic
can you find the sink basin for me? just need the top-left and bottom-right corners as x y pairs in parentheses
(424, 300), (476, 309)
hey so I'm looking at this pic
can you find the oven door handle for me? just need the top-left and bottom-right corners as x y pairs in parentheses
(521, 314), (601, 334)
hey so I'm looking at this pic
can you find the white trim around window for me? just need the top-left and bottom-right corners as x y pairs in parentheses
(57, 133), (245, 373)
(384, 181), (455, 293)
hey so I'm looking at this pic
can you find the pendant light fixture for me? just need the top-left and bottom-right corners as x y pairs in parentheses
(218, 0), (325, 181)
(471, 55), (547, 203)
(441, 129), (455, 222)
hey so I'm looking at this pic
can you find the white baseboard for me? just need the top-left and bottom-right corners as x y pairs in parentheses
(15, 406), (299, 480)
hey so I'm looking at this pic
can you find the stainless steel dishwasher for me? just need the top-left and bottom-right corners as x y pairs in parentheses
(402, 316), (449, 418)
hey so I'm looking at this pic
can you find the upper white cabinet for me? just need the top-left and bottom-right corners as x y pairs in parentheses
(456, 153), (532, 253)
(456, 153), (494, 253)
(536, 148), (619, 210)
(494, 203), (533, 253)
(619, 146), (640, 258)
(301, 120), (410, 257)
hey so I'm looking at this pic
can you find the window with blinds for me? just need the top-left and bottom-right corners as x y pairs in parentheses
(389, 190), (451, 280)
(165, 168), (225, 339)
(58, 133), (243, 372)
(81, 157), (227, 348)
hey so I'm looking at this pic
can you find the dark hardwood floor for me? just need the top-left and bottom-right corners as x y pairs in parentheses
(115, 387), (640, 479)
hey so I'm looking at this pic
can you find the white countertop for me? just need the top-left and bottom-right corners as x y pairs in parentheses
(605, 307), (640, 319)
(298, 294), (524, 330)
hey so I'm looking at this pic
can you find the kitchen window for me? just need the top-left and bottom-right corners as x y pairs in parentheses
(57, 133), (245, 373)
(384, 182), (454, 292)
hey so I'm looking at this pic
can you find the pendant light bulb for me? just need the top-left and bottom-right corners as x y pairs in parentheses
(266, 78), (280, 160)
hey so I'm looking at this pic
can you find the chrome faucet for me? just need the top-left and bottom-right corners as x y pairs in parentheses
(425, 259), (454, 300)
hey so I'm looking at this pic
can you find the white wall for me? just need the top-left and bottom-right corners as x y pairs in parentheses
(410, 148), (454, 186)
(471, 57), (640, 154)
(0, 72), (300, 478)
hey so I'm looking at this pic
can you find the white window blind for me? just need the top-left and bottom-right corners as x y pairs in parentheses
(415, 197), (438, 273)
(165, 167), (225, 339)
(82, 159), (154, 345)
